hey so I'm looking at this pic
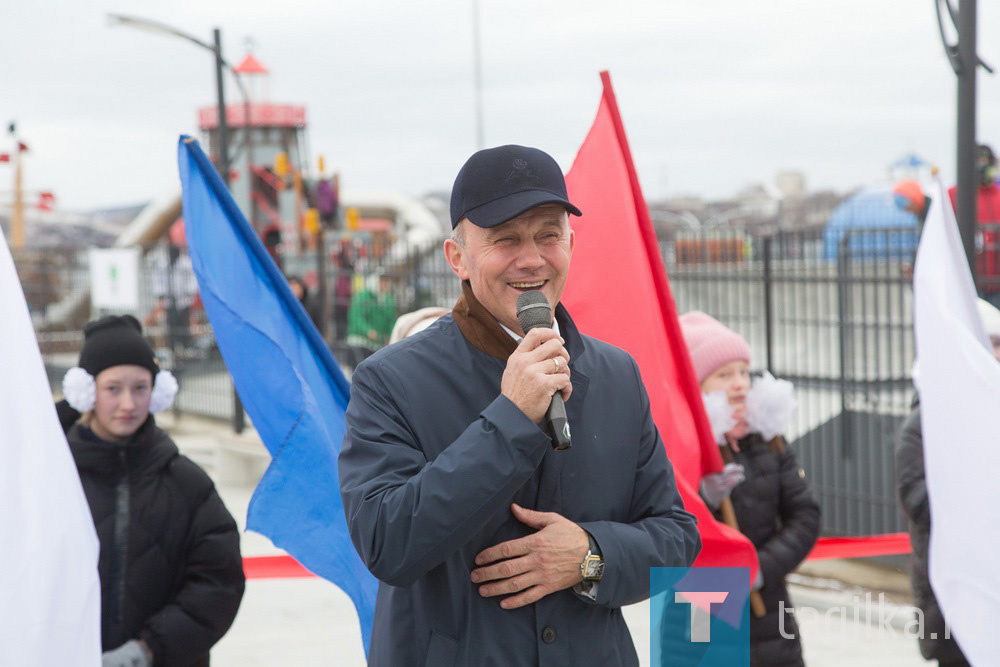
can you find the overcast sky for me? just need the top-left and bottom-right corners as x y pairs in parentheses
(3, 0), (999, 212)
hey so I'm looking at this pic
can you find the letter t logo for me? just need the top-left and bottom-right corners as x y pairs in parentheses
(674, 591), (730, 642)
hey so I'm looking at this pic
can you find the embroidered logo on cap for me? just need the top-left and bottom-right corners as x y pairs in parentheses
(505, 158), (538, 182)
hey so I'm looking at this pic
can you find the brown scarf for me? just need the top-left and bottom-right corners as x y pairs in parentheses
(451, 281), (519, 361)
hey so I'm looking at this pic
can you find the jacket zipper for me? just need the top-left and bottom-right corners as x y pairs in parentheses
(109, 447), (130, 638)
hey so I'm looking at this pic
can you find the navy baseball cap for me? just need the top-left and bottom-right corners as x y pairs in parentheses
(450, 145), (582, 229)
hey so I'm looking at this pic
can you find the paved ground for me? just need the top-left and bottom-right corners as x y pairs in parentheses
(158, 413), (928, 666)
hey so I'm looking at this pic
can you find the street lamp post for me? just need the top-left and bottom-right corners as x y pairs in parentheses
(935, 0), (994, 278)
(472, 0), (485, 149)
(108, 14), (246, 433)
(107, 15), (246, 186)
(954, 0), (978, 279)
(212, 28), (231, 189)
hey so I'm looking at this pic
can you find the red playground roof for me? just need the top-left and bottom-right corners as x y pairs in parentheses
(199, 104), (307, 129)
(235, 54), (269, 75)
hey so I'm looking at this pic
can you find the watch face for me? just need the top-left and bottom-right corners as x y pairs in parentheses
(583, 555), (604, 580)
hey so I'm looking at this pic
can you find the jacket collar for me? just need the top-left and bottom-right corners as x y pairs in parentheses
(451, 280), (584, 362)
(68, 416), (177, 476)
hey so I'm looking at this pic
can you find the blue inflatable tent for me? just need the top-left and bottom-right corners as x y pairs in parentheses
(822, 187), (920, 261)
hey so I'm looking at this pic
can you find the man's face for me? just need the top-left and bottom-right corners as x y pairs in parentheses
(89, 364), (153, 443)
(445, 205), (574, 333)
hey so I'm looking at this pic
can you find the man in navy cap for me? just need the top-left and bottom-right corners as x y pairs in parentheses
(339, 145), (699, 665)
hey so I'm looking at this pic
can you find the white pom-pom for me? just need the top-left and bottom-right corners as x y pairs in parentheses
(62, 367), (96, 412)
(148, 369), (178, 413)
(702, 391), (736, 445)
(745, 372), (796, 441)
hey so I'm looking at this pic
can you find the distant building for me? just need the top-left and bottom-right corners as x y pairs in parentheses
(648, 196), (706, 235)
(775, 171), (806, 199)
(661, 195), (708, 215)
(0, 205), (127, 249)
(731, 183), (781, 221)
(648, 174), (844, 236)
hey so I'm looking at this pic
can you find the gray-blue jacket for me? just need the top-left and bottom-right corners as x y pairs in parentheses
(339, 297), (700, 666)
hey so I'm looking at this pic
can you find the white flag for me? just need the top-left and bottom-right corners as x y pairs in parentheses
(914, 180), (1000, 663)
(0, 233), (101, 665)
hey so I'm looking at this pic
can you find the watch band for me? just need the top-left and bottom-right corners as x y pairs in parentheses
(588, 533), (601, 557)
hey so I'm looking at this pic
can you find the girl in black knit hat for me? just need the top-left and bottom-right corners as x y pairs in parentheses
(60, 315), (176, 439)
(57, 315), (244, 667)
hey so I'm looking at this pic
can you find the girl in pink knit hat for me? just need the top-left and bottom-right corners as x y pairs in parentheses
(679, 311), (820, 667)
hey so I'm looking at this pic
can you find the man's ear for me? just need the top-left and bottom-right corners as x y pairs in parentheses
(443, 238), (469, 281)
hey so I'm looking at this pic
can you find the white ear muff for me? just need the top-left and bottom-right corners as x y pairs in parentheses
(701, 390), (736, 446)
(62, 367), (96, 412)
(149, 370), (179, 413)
(744, 372), (796, 441)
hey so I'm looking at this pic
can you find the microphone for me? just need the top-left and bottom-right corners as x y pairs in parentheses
(516, 290), (572, 451)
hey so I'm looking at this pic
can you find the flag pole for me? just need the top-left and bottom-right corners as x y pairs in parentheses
(718, 444), (766, 617)
(11, 138), (24, 250)
(718, 497), (766, 617)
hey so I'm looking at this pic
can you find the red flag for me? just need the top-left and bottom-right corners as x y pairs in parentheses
(17, 142), (28, 153)
(563, 72), (756, 569)
(0, 154), (9, 163)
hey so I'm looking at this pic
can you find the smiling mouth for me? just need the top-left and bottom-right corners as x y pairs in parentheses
(509, 280), (546, 290)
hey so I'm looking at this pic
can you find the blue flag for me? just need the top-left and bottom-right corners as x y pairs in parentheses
(177, 136), (377, 656)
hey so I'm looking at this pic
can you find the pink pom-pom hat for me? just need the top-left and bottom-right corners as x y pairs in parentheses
(678, 311), (751, 383)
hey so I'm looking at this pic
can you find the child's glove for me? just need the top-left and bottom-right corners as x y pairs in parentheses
(700, 462), (746, 509)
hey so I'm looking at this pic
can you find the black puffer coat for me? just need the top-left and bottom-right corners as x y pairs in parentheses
(720, 433), (820, 667)
(67, 416), (245, 666)
(895, 404), (970, 664)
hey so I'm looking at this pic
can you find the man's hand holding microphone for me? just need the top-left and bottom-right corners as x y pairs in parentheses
(501, 290), (573, 449)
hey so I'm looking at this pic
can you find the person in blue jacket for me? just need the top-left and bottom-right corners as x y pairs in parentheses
(339, 144), (701, 665)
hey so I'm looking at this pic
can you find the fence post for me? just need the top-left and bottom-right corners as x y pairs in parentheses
(232, 388), (245, 434)
(763, 235), (774, 374)
(315, 230), (330, 341)
(837, 232), (852, 459)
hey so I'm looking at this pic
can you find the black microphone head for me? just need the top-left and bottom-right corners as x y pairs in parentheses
(516, 290), (552, 333)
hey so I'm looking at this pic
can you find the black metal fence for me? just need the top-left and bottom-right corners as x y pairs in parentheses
(18, 245), (239, 420)
(19, 219), (978, 537)
(665, 226), (918, 537)
(17, 238), (463, 423)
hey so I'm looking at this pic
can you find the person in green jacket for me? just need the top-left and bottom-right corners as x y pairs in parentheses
(346, 272), (397, 355)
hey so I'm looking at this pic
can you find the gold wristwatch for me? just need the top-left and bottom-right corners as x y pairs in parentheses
(580, 533), (604, 581)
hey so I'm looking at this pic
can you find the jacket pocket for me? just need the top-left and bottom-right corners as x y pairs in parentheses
(424, 631), (459, 667)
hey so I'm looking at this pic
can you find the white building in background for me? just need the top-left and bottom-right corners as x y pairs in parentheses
(731, 182), (781, 220)
(775, 170), (807, 199)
